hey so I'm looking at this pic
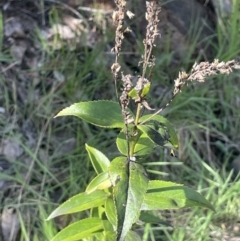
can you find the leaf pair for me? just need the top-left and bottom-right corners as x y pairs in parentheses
(56, 100), (178, 157)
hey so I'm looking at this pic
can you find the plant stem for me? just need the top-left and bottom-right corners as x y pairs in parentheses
(135, 103), (142, 126)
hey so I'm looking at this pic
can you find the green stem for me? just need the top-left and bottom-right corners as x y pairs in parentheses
(129, 130), (140, 157)
(128, 102), (142, 157)
(134, 103), (142, 126)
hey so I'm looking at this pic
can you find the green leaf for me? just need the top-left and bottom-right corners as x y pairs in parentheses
(128, 88), (138, 100)
(139, 115), (178, 148)
(50, 218), (103, 241)
(86, 144), (110, 174)
(86, 172), (112, 194)
(120, 162), (149, 241)
(90, 206), (100, 218)
(115, 131), (128, 156)
(128, 81), (151, 100)
(102, 220), (114, 232)
(108, 156), (128, 240)
(141, 82), (151, 97)
(94, 233), (105, 241)
(138, 125), (167, 147)
(139, 211), (172, 226)
(104, 231), (116, 241)
(141, 180), (215, 211)
(55, 100), (125, 128)
(105, 197), (117, 228)
(109, 157), (149, 241)
(116, 130), (155, 156)
(125, 231), (142, 241)
(47, 190), (108, 220)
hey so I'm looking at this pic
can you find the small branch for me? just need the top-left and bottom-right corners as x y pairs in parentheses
(174, 59), (240, 95)
(141, 59), (240, 125)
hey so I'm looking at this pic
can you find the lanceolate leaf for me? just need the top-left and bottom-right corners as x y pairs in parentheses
(109, 157), (149, 241)
(55, 100), (125, 128)
(47, 190), (108, 220)
(139, 115), (178, 148)
(105, 197), (117, 228)
(86, 172), (112, 194)
(141, 180), (215, 211)
(86, 144), (110, 174)
(50, 218), (103, 241)
(120, 162), (149, 241)
(108, 157), (128, 241)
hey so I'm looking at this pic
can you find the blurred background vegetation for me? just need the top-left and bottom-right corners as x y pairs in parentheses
(0, 0), (240, 240)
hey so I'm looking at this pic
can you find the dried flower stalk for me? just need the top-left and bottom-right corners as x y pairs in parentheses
(136, 1), (160, 99)
(112, 0), (134, 157)
(111, 0), (127, 102)
(141, 1), (160, 77)
(174, 59), (240, 95)
(134, 1), (160, 125)
(141, 59), (240, 124)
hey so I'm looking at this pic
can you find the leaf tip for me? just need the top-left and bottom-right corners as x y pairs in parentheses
(54, 109), (66, 118)
(209, 205), (216, 212)
(46, 210), (58, 221)
(46, 215), (53, 221)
